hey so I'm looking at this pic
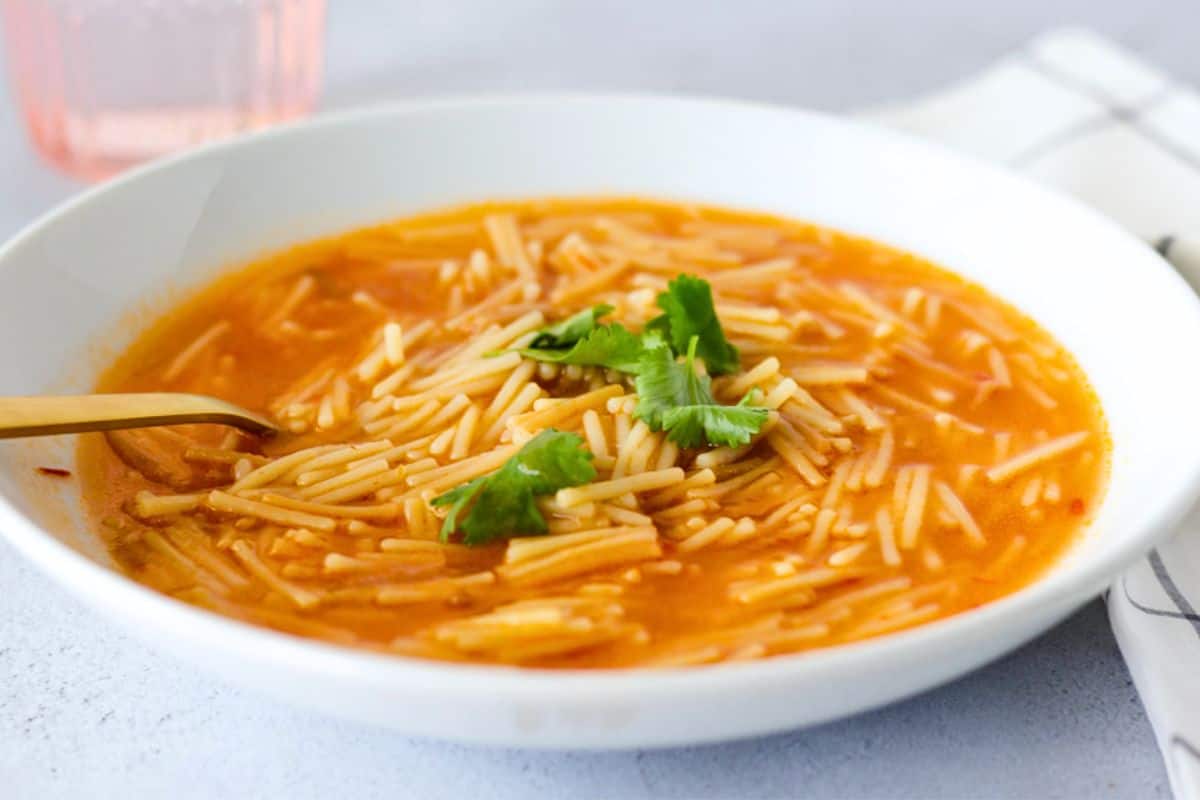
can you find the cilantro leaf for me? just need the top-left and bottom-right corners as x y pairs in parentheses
(634, 336), (767, 448)
(517, 322), (647, 374)
(430, 429), (596, 546)
(649, 274), (740, 375)
(526, 304), (614, 349)
(661, 400), (768, 448)
(431, 476), (487, 540)
(633, 338), (701, 429)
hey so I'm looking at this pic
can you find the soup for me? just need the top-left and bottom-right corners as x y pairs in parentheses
(78, 197), (1108, 668)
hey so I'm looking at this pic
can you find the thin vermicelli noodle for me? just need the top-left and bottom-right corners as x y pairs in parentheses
(79, 197), (1108, 668)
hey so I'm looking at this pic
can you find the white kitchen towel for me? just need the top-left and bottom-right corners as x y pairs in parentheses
(868, 27), (1200, 800)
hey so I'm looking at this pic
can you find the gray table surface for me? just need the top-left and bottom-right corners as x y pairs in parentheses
(0, 2), (1191, 797)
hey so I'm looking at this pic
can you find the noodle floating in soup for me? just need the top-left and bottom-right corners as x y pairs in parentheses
(79, 198), (1108, 668)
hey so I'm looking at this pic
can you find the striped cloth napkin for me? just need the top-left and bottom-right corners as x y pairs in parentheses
(867, 28), (1200, 800)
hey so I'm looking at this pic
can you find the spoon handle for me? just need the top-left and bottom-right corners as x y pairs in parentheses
(0, 394), (277, 439)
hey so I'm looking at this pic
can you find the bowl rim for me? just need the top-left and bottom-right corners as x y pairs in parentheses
(2, 91), (1199, 702)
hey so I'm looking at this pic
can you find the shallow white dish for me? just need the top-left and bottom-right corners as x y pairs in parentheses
(1, 95), (1199, 749)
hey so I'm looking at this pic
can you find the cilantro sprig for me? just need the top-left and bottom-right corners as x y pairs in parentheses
(525, 303), (614, 349)
(646, 274), (740, 375)
(431, 429), (596, 545)
(443, 274), (758, 536)
(514, 275), (740, 377)
(510, 274), (760, 448)
(517, 319), (647, 374)
(634, 336), (767, 448)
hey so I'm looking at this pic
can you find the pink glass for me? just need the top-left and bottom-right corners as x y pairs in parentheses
(1, 0), (325, 181)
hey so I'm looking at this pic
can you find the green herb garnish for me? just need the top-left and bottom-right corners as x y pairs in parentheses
(431, 429), (596, 545)
(646, 274), (740, 375)
(526, 303), (614, 349)
(634, 336), (767, 448)
(516, 322), (648, 374)
(514, 275), (741, 376)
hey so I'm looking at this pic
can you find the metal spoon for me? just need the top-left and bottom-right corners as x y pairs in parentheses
(0, 394), (277, 439)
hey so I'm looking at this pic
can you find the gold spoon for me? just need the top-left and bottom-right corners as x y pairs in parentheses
(0, 394), (277, 439)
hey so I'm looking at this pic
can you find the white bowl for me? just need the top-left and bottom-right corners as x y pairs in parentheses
(1, 95), (1198, 750)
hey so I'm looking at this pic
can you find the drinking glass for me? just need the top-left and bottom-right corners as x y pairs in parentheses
(0, 0), (325, 181)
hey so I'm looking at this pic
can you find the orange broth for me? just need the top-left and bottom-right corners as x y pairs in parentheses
(78, 197), (1108, 668)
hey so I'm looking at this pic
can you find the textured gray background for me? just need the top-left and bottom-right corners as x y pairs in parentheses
(0, 2), (1189, 798)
